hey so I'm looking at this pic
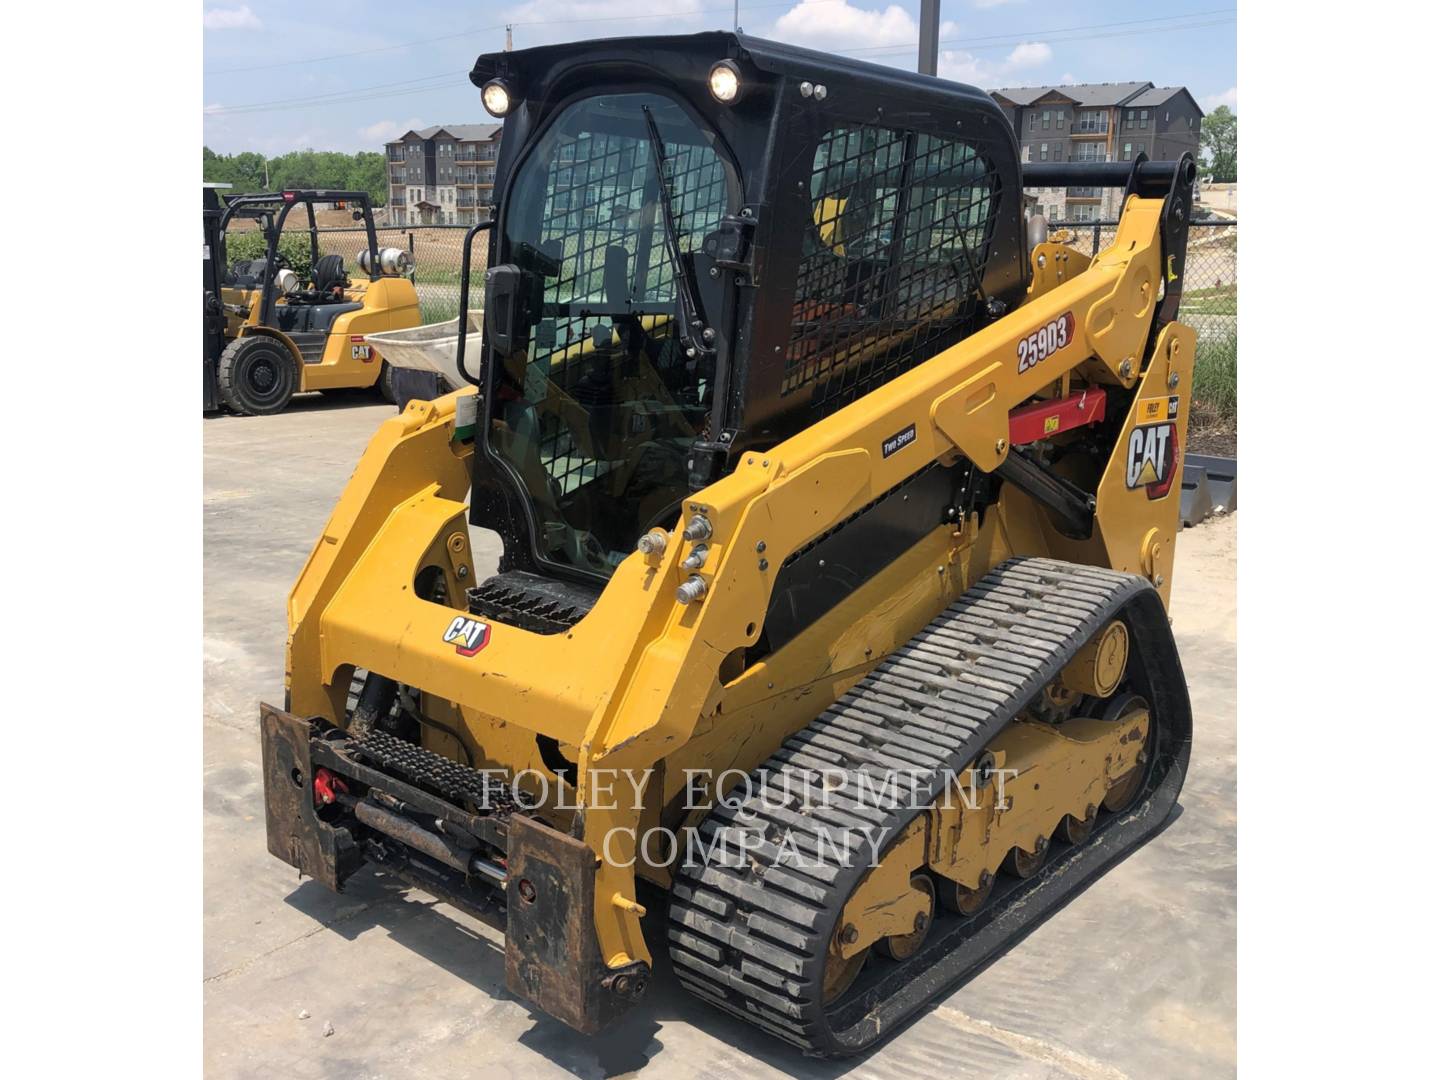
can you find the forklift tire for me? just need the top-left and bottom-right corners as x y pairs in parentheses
(218, 337), (297, 416)
(378, 361), (396, 404)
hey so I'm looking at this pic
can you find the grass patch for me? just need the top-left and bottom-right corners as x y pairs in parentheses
(419, 295), (460, 325)
(413, 265), (462, 286)
(1190, 329), (1237, 438)
(1181, 284), (1238, 317)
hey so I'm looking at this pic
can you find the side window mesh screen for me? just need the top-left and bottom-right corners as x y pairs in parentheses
(541, 133), (725, 316)
(784, 125), (1000, 413)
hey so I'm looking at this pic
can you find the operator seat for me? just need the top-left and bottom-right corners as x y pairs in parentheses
(274, 252), (361, 335)
(311, 254), (347, 296)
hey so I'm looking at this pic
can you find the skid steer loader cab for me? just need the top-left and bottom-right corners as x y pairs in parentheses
(205, 189), (423, 415)
(469, 34), (1026, 581)
(264, 31), (1198, 1056)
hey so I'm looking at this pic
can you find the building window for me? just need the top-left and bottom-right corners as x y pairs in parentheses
(1122, 142), (1133, 161)
(1042, 110), (1051, 129)
(1140, 109), (1149, 129)
(1040, 143), (1049, 161)
(1056, 110), (1066, 129)
(1022, 144), (1031, 162)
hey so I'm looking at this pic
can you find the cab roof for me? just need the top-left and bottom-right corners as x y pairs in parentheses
(470, 31), (1005, 122)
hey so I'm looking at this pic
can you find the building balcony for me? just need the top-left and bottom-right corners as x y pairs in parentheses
(1066, 186), (1102, 199)
(1070, 122), (1108, 136)
(1067, 153), (1110, 164)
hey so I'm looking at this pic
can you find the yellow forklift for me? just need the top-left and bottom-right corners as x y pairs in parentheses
(205, 189), (421, 415)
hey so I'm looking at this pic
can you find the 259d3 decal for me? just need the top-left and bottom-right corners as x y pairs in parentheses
(1017, 311), (1076, 374)
(1125, 422), (1178, 500)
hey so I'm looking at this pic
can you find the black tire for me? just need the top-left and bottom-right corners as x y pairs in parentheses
(218, 336), (298, 416)
(378, 360), (396, 404)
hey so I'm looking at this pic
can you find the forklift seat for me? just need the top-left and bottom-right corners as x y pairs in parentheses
(312, 254), (348, 295)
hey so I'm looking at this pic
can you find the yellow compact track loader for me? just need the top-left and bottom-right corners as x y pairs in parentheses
(262, 33), (1196, 1056)
(205, 189), (421, 415)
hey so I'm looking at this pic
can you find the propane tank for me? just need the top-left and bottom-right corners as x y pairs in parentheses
(274, 268), (300, 295)
(358, 247), (414, 276)
(1025, 210), (1049, 259)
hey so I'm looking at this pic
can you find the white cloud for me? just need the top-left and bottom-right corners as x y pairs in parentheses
(972, 0), (1023, 7)
(502, 0), (707, 40)
(203, 5), (261, 30)
(359, 117), (426, 143)
(1005, 41), (1051, 69)
(1201, 86), (1237, 112)
(1056, 72), (1078, 86)
(203, 103), (226, 115)
(773, 0), (919, 50)
(938, 39), (1051, 87)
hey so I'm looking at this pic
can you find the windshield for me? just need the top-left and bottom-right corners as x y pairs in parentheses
(487, 92), (735, 577)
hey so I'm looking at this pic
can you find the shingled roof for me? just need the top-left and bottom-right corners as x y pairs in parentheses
(1126, 86), (1204, 114)
(990, 81), (1160, 108)
(397, 123), (503, 142)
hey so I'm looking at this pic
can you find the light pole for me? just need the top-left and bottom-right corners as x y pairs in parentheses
(918, 0), (940, 76)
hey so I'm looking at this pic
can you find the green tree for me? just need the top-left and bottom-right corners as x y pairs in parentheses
(201, 147), (386, 203)
(346, 152), (387, 203)
(1200, 106), (1237, 183)
(202, 147), (267, 191)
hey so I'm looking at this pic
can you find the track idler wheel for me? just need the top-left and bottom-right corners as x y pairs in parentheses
(1099, 693), (1151, 813)
(938, 869), (994, 918)
(1061, 805), (1098, 845)
(1004, 835), (1050, 879)
(875, 874), (936, 961)
(822, 923), (870, 1005)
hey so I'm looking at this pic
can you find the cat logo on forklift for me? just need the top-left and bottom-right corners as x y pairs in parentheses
(443, 615), (491, 657)
(350, 336), (373, 362)
(1125, 422), (1178, 500)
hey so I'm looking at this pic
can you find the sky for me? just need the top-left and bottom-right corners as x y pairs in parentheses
(202, 0), (1237, 155)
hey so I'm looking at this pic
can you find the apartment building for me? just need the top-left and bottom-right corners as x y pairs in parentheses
(384, 123), (503, 225)
(990, 82), (1203, 221)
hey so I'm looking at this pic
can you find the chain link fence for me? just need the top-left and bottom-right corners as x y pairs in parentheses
(301, 217), (1235, 434)
(1047, 219), (1237, 436)
(310, 224), (479, 325)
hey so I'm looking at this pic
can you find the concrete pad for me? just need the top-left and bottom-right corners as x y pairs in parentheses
(204, 398), (1237, 1078)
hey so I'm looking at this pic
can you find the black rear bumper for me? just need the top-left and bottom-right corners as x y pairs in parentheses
(260, 704), (649, 1032)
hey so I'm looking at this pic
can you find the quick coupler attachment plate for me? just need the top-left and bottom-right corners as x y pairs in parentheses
(505, 814), (650, 1033)
(261, 704), (647, 1034)
(260, 704), (363, 890)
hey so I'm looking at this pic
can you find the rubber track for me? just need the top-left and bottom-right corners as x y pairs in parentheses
(666, 557), (1181, 1055)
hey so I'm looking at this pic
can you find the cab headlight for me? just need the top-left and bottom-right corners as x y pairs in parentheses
(482, 79), (514, 117)
(708, 60), (742, 105)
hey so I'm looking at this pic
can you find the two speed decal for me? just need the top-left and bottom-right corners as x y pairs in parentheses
(1017, 311), (1076, 374)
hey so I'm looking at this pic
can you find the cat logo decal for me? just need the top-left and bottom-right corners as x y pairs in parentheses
(443, 615), (492, 657)
(1125, 422), (1178, 500)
